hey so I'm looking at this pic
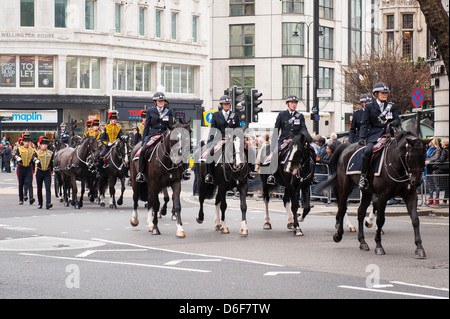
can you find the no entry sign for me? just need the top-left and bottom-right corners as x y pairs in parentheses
(412, 88), (424, 108)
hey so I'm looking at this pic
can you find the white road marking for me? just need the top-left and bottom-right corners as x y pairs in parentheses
(76, 249), (147, 258)
(338, 285), (448, 299)
(165, 259), (222, 266)
(20, 252), (211, 273)
(390, 281), (449, 292)
(264, 271), (301, 276)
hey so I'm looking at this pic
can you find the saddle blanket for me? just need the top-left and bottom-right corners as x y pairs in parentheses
(260, 138), (292, 166)
(346, 146), (385, 176)
(201, 139), (227, 160)
(133, 134), (162, 160)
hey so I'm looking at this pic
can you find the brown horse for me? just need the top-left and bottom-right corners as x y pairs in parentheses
(54, 136), (99, 209)
(129, 120), (192, 237)
(316, 131), (430, 258)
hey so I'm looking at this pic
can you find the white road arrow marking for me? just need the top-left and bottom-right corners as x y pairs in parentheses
(164, 259), (222, 266)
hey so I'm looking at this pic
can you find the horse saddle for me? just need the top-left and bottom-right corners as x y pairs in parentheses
(260, 138), (292, 166)
(201, 138), (227, 160)
(346, 144), (387, 176)
(133, 133), (162, 161)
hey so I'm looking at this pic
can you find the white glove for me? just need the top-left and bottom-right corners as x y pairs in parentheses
(17, 156), (22, 161)
(108, 142), (112, 147)
(35, 160), (40, 164)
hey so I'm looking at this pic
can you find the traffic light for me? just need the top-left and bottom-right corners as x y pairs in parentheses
(251, 89), (263, 122)
(71, 119), (77, 132)
(232, 86), (247, 126)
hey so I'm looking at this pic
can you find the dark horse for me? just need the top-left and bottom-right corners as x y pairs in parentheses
(316, 131), (430, 258)
(196, 132), (250, 235)
(98, 135), (130, 209)
(259, 132), (315, 236)
(129, 120), (192, 237)
(54, 136), (98, 209)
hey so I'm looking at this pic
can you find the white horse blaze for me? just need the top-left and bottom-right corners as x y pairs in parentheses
(285, 145), (297, 173)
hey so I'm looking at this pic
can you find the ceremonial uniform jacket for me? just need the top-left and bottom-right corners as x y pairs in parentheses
(274, 110), (308, 144)
(208, 110), (241, 142)
(142, 105), (174, 142)
(100, 124), (125, 145)
(359, 100), (400, 144)
(14, 146), (34, 167)
(33, 149), (54, 172)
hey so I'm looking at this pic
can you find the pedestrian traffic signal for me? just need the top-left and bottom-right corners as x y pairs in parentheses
(251, 89), (263, 122)
(71, 119), (77, 131)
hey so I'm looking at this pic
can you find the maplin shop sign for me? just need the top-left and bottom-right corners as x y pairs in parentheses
(0, 110), (58, 123)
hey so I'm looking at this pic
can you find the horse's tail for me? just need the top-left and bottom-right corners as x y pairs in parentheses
(315, 142), (351, 195)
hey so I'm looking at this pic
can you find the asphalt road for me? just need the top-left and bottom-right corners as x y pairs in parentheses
(0, 172), (448, 301)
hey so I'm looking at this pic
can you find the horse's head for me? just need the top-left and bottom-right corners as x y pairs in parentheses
(166, 119), (192, 164)
(400, 133), (430, 188)
(115, 135), (130, 166)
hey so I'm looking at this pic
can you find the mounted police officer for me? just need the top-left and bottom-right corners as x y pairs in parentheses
(14, 133), (35, 205)
(266, 95), (310, 185)
(204, 94), (241, 184)
(57, 122), (70, 146)
(33, 136), (53, 209)
(348, 94), (371, 144)
(358, 82), (401, 190)
(136, 92), (174, 182)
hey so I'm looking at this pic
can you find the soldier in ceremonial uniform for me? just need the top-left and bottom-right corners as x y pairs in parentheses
(266, 95), (311, 185)
(86, 119), (102, 142)
(14, 134), (35, 205)
(100, 111), (125, 157)
(33, 136), (53, 209)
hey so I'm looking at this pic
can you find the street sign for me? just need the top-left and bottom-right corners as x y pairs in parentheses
(203, 110), (217, 126)
(411, 88), (424, 108)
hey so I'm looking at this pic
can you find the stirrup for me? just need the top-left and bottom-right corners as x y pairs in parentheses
(267, 175), (275, 185)
(358, 176), (368, 190)
(136, 172), (144, 183)
(205, 174), (213, 184)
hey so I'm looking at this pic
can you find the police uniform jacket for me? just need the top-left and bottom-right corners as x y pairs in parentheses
(208, 110), (240, 142)
(359, 100), (400, 144)
(348, 108), (364, 143)
(14, 146), (34, 168)
(274, 110), (308, 143)
(33, 149), (54, 172)
(142, 105), (174, 142)
(57, 130), (70, 144)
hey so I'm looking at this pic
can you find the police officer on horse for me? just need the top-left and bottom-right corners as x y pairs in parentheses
(57, 122), (70, 146)
(358, 82), (401, 190)
(348, 94), (371, 144)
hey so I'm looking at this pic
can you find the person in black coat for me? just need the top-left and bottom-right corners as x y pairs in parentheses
(1, 142), (12, 173)
(204, 94), (241, 184)
(348, 94), (371, 143)
(57, 122), (70, 146)
(266, 95), (311, 185)
(358, 82), (401, 189)
(136, 92), (174, 182)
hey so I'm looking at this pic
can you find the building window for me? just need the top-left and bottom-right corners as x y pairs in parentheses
(402, 31), (413, 59)
(139, 7), (146, 36)
(282, 0), (304, 14)
(402, 14), (414, 29)
(387, 32), (394, 52)
(319, 0), (333, 19)
(115, 3), (122, 33)
(20, 56), (35, 87)
(161, 64), (195, 94)
(319, 27), (333, 60)
(193, 16), (199, 43)
(1, 55), (54, 88)
(156, 10), (162, 38)
(230, 66), (255, 94)
(0, 56), (17, 87)
(171, 12), (178, 40)
(350, 0), (362, 60)
(319, 67), (334, 100)
(386, 15), (394, 30)
(230, 0), (255, 16)
(66, 56), (100, 89)
(113, 59), (151, 92)
(283, 65), (303, 99)
(38, 56), (55, 88)
(230, 24), (255, 58)
(85, 0), (95, 30)
(283, 23), (304, 57)
(55, 0), (67, 28)
(20, 0), (35, 27)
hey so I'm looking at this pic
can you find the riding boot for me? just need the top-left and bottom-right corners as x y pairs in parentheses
(359, 154), (370, 190)
(205, 163), (213, 184)
(136, 150), (145, 183)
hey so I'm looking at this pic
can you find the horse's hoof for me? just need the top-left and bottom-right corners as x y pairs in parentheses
(130, 219), (139, 227)
(196, 217), (204, 224)
(160, 209), (167, 216)
(240, 228), (248, 236)
(59, 198), (64, 203)
(152, 228), (161, 235)
(215, 224), (222, 231)
(100, 202), (105, 207)
(360, 243), (370, 251)
(75, 205), (80, 210)
(333, 233), (342, 243)
(176, 231), (186, 238)
(263, 223), (272, 230)
(348, 226), (356, 232)
(294, 228), (304, 236)
(157, 213), (162, 219)
(375, 247), (386, 255)
(365, 221), (373, 228)
(117, 198), (123, 206)
(415, 249), (426, 259)
(287, 223), (295, 231)
(171, 215), (177, 222)
(64, 202), (69, 207)
(221, 227), (230, 234)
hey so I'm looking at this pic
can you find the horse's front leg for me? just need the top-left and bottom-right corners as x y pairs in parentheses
(262, 179), (272, 230)
(147, 190), (161, 235)
(373, 196), (387, 255)
(358, 191), (373, 251)
(239, 182), (248, 236)
(299, 183), (311, 222)
(196, 181), (206, 224)
(283, 190), (295, 231)
(219, 188), (229, 234)
(172, 182), (185, 238)
(130, 182), (140, 227)
(290, 188), (303, 236)
(160, 188), (169, 218)
(117, 176), (125, 206)
(109, 177), (117, 209)
(404, 190), (426, 258)
(71, 176), (79, 209)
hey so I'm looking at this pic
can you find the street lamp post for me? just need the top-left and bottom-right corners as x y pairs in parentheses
(313, 0), (320, 135)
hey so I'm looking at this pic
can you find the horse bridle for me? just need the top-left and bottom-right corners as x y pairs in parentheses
(76, 138), (97, 167)
(287, 142), (314, 182)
